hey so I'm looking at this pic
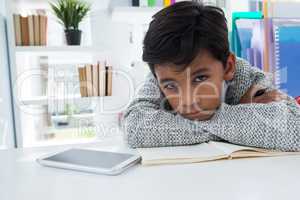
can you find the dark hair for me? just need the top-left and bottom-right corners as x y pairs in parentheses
(142, 1), (230, 75)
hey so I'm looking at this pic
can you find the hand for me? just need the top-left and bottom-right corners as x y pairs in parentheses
(253, 89), (287, 104)
(239, 85), (287, 104)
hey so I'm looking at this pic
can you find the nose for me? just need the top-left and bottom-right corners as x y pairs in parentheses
(180, 89), (195, 111)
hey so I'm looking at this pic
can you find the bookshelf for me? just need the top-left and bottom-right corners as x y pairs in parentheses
(5, 0), (117, 148)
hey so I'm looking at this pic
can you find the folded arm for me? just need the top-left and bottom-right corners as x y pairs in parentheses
(220, 62), (300, 151)
(122, 73), (218, 148)
(205, 98), (300, 151)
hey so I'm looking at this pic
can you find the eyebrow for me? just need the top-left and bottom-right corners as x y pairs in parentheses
(158, 67), (209, 84)
(191, 68), (209, 76)
(159, 78), (176, 85)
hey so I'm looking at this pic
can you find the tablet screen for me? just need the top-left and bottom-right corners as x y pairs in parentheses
(44, 149), (135, 169)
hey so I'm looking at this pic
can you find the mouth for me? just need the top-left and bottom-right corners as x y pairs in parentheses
(181, 110), (215, 120)
(181, 110), (205, 119)
(183, 112), (201, 117)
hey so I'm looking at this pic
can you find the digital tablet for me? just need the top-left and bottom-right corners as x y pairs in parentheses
(37, 148), (141, 175)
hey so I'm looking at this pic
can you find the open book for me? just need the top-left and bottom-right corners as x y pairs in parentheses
(138, 142), (299, 166)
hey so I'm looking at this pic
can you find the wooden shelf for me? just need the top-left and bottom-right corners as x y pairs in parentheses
(14, 45), (107, 54)
(111, 6), (163, 24)
(19, 95), (113, 106)
(51, 113), (95, 120)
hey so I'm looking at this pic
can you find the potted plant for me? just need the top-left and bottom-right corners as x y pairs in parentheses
(50, 0), (91, 45)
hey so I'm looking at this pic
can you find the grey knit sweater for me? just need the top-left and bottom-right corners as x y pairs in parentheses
(122, 58), (300, 151)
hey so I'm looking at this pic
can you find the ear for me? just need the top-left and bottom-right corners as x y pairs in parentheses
(223, 53), (236, 81)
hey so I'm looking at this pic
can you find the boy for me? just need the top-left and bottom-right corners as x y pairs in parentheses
(122, 1), (300, 151)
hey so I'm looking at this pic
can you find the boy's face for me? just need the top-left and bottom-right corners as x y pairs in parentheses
(154, 51), (235, 121)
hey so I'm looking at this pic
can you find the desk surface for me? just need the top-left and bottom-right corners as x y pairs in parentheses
(1, 137), (300, 200)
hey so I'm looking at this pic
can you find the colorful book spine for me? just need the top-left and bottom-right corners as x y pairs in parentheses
(262, 0), (270, 72)
(273, 22), (300, 97)
(164, 0), (171, 6)
(273, 24), (281, 89)
(148, 0), (156, 7)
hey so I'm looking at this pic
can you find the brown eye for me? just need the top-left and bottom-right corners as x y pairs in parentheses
(164, 83), (177, 90)
(254, 89), (267, 97)
(193, 75), (208, 83)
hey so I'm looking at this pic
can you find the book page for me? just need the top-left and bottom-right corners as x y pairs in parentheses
(209, 141), (300, 159)
(138, 142), (227, 165)
(208, 141), (268, 155)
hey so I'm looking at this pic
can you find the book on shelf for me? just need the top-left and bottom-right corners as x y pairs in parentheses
(131, 0), (166, 7)
(20, 15), (29, 46)
(164, 0), (172, 6)
(99, 62), (106, 97)
(105, 66), (109, 96)
(28, 15), (35, 46)
(33, 14), (40, 45)
(92, 63), (99, 97)
(138, 141), (300, 166)
(97, 62), (102, 96)
(106, 65), (113, 96)
(78, 62), (113, 98)
(272, 19), (300, 98)
(78, 67), (86, 97)
(85, 64), (93, 97)
(232, 5), (300, 97)
(13, 11), (48, 46)
(39, 14), (48, 46)
(13, 14), (22, 46)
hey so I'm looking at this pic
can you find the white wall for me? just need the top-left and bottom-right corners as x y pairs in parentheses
(226, 0), (250, 31)
(90, 1), (150, 119)
(0, 0), (16, 148)
(0, 0), (5, 15)
(229, 0), (249, 12)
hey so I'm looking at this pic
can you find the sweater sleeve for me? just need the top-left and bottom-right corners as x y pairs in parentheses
(122, 73), (218, 148)
(205, 98), (300, 151)
(207, 59), (300, 151)
(122, 58), (300, 150)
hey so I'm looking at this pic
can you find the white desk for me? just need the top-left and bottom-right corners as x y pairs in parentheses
(1, 137), (300, 200)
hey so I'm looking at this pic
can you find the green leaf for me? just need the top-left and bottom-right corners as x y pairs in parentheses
(49, 0), (91, 30)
